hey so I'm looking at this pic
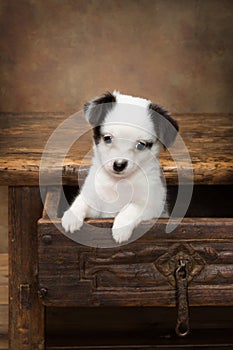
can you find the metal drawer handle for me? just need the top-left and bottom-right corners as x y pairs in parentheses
(175, 259), (190, 337)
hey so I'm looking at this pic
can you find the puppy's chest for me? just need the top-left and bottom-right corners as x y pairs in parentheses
(95, 177), (146, 212)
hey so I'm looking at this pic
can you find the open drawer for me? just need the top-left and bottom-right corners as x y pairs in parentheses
(38, 185), (233, 309)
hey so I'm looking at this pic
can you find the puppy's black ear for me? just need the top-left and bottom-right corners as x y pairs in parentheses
(149, 103), (179, 148)
(84, 92), (116, 126)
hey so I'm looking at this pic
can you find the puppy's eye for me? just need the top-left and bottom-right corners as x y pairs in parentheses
(103, 135), (112, 144)
(136, 140), (147, 151)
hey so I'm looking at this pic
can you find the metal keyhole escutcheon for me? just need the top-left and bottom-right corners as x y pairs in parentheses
(175, 259), (190, 337)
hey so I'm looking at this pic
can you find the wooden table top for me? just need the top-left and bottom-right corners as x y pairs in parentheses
(0, 113), (232, 186)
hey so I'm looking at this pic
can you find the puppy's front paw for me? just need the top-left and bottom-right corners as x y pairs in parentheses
(112, 225), (133, 244)
(61, 209), (83, 233)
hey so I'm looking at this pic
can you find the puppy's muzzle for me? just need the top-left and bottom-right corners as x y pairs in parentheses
(113, 159), (128, 173)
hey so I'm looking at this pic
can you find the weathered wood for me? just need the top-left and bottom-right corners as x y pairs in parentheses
(2, 111), (232, 348)
(0, 304), (8, 338)
(9, 187), (45, 350)
(42, 186), (61, 219)
(0, 113), (233, 186)
(0, 254), (8, 306)
(0, 285), (7, 306)
(38, 217), (233, 307)
(0, 333), (7, 350)
(0, 254), (8, 350)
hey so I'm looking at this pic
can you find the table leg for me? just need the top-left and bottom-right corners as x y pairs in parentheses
(8, 186), (45, 350)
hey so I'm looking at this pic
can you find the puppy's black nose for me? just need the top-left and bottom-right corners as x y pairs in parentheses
(113, 160), (128, 173)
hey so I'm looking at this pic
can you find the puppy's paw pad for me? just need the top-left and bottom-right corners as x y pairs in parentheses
(61, 209), (83, 233)
(112, 226), (133, 244)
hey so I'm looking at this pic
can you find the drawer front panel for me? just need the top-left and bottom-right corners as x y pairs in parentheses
(38, 220), (233, 307)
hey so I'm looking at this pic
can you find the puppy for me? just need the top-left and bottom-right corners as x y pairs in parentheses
(62, 91), (178, 243)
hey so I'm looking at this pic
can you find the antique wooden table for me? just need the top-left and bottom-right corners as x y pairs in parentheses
(0, 113), (232, 349)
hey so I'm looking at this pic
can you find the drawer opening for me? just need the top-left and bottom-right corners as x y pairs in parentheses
(46, 306), (233, 348)
(57, 184), (233, 219)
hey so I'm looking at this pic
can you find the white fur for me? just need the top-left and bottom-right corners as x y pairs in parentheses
(62, 92), (167, 244)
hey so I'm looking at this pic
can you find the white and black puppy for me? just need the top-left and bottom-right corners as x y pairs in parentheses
(62, 91), (178, 243)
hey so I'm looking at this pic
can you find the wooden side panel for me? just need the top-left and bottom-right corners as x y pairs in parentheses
(38, 219), (233, 307)
(9, 187), (45, 350)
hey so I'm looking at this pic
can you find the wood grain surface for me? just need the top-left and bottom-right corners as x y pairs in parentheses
(38, 216), (233, 307)
(0, 113), (232, 186)
(8, 187), (44, 350)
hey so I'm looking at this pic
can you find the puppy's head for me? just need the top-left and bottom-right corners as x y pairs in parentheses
(84, 91), (178, 177)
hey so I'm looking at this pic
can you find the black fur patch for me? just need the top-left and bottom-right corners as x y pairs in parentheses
(148, 103), (179, 147)
(146, 141), (153, 149)
(84, 92), (116, 144)
(93, 125), (101, 145)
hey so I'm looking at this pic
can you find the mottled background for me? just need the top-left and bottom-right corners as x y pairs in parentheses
(0, 0), (233, 248)
(0, 0), (233, 114)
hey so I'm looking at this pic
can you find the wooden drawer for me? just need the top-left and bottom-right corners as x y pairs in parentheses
(38, 186), (233, 308)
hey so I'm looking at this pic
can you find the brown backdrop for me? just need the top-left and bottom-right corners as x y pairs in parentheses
(0, 0), (233, 114)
